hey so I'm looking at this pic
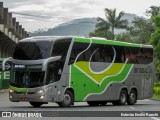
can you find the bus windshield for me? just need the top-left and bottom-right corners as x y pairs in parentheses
(13, 41), (52, 60)
(10, 71), (45, 88)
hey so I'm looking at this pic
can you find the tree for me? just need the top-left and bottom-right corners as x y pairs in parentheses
(116, 17), (155, 44)
(89, 29), (114, 40)
(146, 6), (160, 19)
(89, 8), (128, 40)
(105, 8), (128, 36)
(149, 16), (160, 73)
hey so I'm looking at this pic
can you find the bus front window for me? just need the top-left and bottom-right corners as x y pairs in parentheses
(10, 71), (45, 88)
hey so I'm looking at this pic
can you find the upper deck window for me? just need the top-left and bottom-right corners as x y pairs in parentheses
(13, 41), (52, 60)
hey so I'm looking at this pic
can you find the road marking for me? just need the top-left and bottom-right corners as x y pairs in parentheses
(130, 107), (135, 109)
(151, 117), (160, 120)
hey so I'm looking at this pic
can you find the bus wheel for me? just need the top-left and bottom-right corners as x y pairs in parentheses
(58, 90), (73, 107)
(29, 102), (43, 108)
(127, 89), (137, 105)
(87, 101), (99, 106)
(118, 90), (127, 105)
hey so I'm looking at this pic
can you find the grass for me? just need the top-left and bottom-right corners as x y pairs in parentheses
(151, 94), (160, 100)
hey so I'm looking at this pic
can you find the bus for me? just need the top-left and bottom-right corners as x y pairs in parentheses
(2, 36), (155, 107)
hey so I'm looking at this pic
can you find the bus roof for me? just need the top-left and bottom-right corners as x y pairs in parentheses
(19, 36), (73, 42)
(20, 36), (153, 48)
(74, 37), (153, 48)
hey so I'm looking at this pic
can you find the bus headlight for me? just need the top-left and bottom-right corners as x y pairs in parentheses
(37, 90), (44, 93)
(9, 89), (14, 93)
(40, 96), (44, 99)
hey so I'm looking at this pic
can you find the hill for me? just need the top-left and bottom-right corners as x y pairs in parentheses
(29, 13), (143, 37)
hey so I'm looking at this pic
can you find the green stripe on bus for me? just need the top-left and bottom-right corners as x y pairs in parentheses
(71, 63), (133, 101)
(74, 37), (141, 47)
(10, 86), (28, 93)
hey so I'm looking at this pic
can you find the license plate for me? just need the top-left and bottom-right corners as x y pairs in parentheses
(20, 97), (28, 101)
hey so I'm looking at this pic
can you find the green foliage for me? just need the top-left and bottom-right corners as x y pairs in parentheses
(89, 29), (114, 40)
(149, 15), (160, 75)
(116, 17), (155, 44)
(152, 16), (160, 28)
(104, 8), (128, 35)
(149, 29), (160, 46)
(146, 6), (160, 19)
(153, 83), (160, 95)
(89, 8), (128, 40)
(126, 18), (154, 44)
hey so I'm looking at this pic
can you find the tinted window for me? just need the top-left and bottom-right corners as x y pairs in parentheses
(124, 47), (153, 64)
(69, 42), (89, 63)
(91, 44), (114, 63)
(114, 46), (124, 63)
(52, 40), (71, 60)
(47, 39), (71, 84)
(69, 42), (114, 63)
(13, 41), (52, 60)
(125, 47), (138, 64)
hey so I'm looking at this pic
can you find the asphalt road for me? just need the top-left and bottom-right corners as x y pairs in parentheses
(0, 93), (160, 120)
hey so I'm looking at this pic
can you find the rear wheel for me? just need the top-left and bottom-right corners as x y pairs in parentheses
(112, 90), (127, 105)
(29, 102), (43, 108)
(118, 90), (127, 105)
(127, 89), (137, 105)
(58, 90), (74, 107)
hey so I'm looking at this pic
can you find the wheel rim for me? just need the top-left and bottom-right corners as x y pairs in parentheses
(130, 92), (136, 102)
(64, 94), (71, 105)
(121, 92), (126, 103)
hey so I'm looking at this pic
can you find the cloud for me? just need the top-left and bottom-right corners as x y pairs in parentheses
(1, 0), (160, 32)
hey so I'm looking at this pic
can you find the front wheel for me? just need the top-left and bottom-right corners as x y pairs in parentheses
(127, 89), (137, 105)
(29, 102), (43, 108)
(58, 90), (74, 107)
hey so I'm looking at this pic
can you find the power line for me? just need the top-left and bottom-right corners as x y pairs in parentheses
(11, 12), (83, 20)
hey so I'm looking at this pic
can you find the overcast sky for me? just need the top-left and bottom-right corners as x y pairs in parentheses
(0, 0), (160, 32)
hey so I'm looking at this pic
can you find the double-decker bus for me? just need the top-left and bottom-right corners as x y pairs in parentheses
(2, 36), (155, 107)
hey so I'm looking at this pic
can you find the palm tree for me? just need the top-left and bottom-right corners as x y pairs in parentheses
(96, 8), (128, 39)
(146, 6), (160, 19)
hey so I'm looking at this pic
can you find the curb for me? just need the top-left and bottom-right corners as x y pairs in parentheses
(150, 98), (160, 101)
(0, 89), (9, 93)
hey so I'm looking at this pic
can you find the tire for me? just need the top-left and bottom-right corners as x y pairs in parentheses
(58, 90), (74, 107)
(87, 101), (99, 106)
(127, 89), (137, 105)
(29, 102), (43, 108)
(118, 90), (127, 105)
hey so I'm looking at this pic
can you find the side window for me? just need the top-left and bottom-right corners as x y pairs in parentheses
(47, 39), (71, 84)
(143, 48), (153, 64)
(125, 47), (138, 64)
(136, 48), (145, 64)
(52, 40), (71, 60)
(69, 42), (89, 64)
(124, 47), (153, 64)
(114, 46), (124, 63)
(91, 44), (114, 63)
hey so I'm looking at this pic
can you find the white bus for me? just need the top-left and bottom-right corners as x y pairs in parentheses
(2, 36), (155, 107)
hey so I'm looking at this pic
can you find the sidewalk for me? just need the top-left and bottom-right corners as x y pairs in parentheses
(0, 89), (9, 93)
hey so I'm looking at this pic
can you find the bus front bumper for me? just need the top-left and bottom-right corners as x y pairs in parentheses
(9, 92), (49, 102)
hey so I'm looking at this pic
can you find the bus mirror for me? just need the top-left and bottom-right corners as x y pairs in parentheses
(1, 57), (12, 71)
